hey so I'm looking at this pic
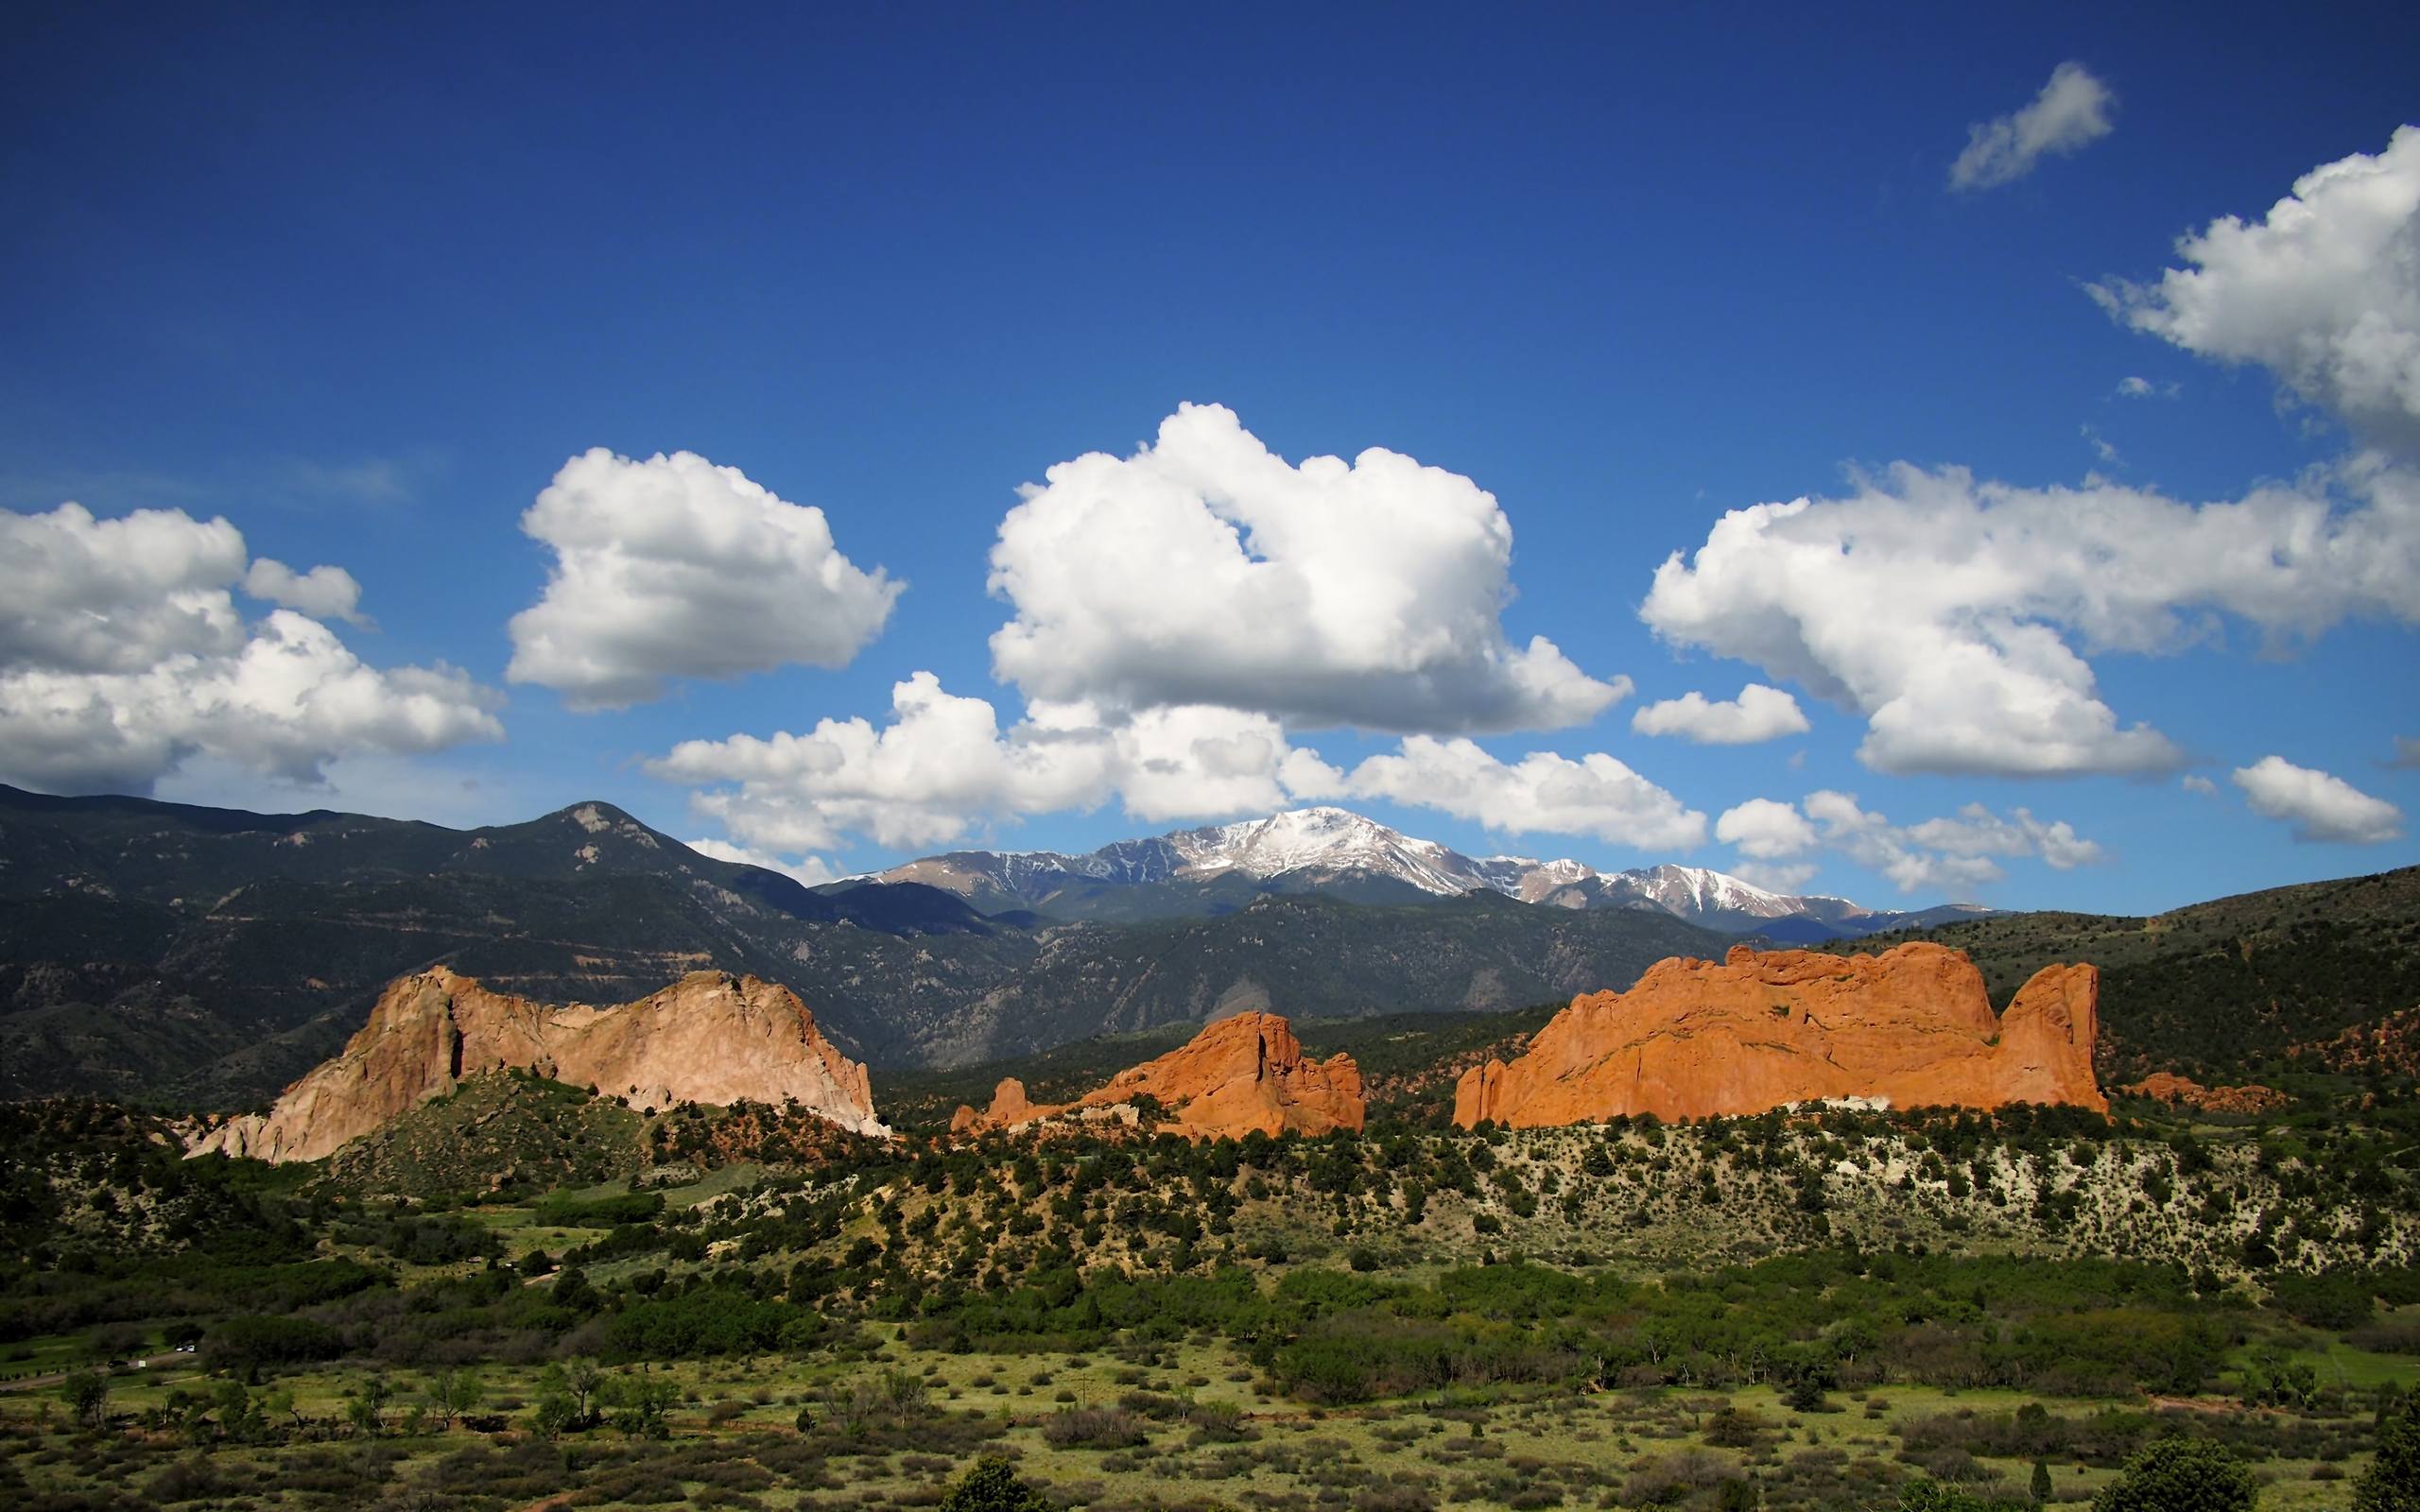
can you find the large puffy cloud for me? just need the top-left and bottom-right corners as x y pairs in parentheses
(648, 673), (1333, 855)
(1, 503), (248, 673)
(2092, 128), (2420, 448)
(1113, 703), (1328, 822)
(1631, 683), (1808, 745)
(654, 677), (1707, 860)
(0, 503), (502, 794)
(1949, 61), (2116, 191)
(508, 448), (901, 710)
(1640, 460), (2420, 777)
(1715, 792), (2101, 895)
(649, 673), (1110, 852)
(986, 404), (1625, 733)
(2232, 755), (2404, 844)
(1340, 737), (1706, 850)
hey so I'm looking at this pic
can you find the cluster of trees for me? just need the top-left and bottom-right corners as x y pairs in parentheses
(896, 1249), (2255, 1404)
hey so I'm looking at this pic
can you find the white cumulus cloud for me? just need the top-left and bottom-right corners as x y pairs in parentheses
(1949, 61), (2117, 191)
(1631, 683), (1809, 745)
(683, 836), (840, 889)
(1340, 736), (1706, 850)
(1904, 802), (2103, 869)
(648, 673), (1338, 855)
(2092, 127), (2420, 448)
(650, 673), (1111, 853)
(2182, 774), (2220, 796)
(1714, 798), (1819, 859)
(1734, 862), (1821, 893)
(508, 448), (901, 710)
(244, 558), (368, 625)
(1716, 791), (2101, 895)
(1639, 459), (2420, 778)
(2232, 755), (2404, 843)
(0, 502), (501, 795)
(1, 503), (248, 673)
(986, 403), (1625, 733)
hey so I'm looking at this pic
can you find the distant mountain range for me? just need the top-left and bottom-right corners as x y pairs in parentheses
(867, 805), (1993, 939)
(6, 783), (2413, 1114)
(0, 787), (1732, 1101)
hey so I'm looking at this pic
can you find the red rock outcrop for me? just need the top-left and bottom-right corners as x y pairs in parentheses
(189, 967), (885, 1162)
(2121, 1072), (2290, 1115)
(1452, 943), (2104, 1128)
(951, 1011), (1363, 1140)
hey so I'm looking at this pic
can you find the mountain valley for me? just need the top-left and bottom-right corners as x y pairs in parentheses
(7, 790), (2420, 1512)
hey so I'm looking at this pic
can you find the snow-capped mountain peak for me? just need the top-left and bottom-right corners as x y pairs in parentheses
(1167, 807), (1477, 895)
(869, 806), (1979, 938)
(1618, 863), (1802, 919)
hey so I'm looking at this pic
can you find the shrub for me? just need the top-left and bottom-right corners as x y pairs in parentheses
(1625, 1451), (1733, 1506)
(144, 1456), (226, 1503)
(1042, 1407), (1149, 1449)
(1896, 1483), (2030, 1511)
(2267, 1270), (2376, 1331)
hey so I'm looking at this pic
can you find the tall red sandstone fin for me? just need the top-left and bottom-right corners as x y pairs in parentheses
(1995, 963), (2108, 1114)
(186, 967), (887, 1163)
(984, 1077), (1054, 1127)
(1451, 943), (2105, 1129)
(954, 1010), (1364, 1141)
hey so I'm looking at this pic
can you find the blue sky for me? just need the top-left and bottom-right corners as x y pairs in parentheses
(2, 2), (2413, 914)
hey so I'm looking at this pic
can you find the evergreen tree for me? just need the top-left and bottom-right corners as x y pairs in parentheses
(940, 1456), (1051, 1512)
(2356, 1400), (2420, 1512)
(2091, 1437), (2256, 1512)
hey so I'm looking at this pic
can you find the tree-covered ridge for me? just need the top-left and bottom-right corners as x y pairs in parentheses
(877, 1003), (1569, 1133)
(1819, 865), (2420, 1084)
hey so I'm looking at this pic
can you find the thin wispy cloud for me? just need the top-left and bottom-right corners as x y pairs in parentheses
(1950, 62), (2117, 191)
(2116, 376), (2178, 400)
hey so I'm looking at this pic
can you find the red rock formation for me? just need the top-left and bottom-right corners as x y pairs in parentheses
(951, 1011), (1363, 1140)
(190, 967), (885, 1162)
(2121, 1072), (2290, 1115)
(1452, 943), (2104, 1128)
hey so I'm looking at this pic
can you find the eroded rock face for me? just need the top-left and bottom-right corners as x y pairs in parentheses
(951, 1011), (1363, 1140)
(1452, 943), (2104, 1128)
(2122, 1071), (2290, 1115)
(189, 967), (886, 1162)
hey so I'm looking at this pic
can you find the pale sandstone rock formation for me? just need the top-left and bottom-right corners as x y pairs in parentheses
(1453, 943), (2103, 1128)
(951, 1010), (1363, 1140)
(190, 967), (885, 1162)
